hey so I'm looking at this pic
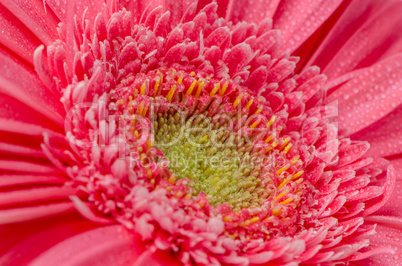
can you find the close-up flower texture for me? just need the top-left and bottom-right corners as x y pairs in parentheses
(0, 0), (402, 265)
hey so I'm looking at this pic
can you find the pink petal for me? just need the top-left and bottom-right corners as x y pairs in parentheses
(45, 0), (103, 26)
(0, 174), (66, 188)
(133, 249), (181, 266)
(70, 195), (115, 224)
(0, 119), (62, 137)
(322, 1), (402, 81)
(29, 225), (145, 266)
(373, 158), (402, 217)
(222, 0), (280, 24)
(0, 186), (75, 208)
(362, 223), (402, 264)
(0, 6), (41, 65)
(0, 160), (61, 174)
(304, 0), (386, 71)
(365, 216), (402, 229)
(0, 50), (65, 127)
(0, 142), (45, 158)
(0, 218), (97, 265)
(0, 213), (96, 254)
(0, 202), (75, 224)
(338, 142), (370, 167)
(272, 0), (343, 53)
(362, 165), (395, 216)
(326, 54), (402, 134)
(1, 0), (60, 45)
(353, 105), (402, 158)
(0, 94), (60, 134)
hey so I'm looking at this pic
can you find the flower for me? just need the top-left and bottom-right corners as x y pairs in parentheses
(0, 0), (401, 265)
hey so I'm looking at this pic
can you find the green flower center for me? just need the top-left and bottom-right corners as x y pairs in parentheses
(153, 111), (270, 211)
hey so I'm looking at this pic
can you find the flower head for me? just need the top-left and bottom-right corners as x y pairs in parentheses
(0, 0), (401, 265)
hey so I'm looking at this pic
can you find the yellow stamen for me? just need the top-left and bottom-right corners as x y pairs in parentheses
(190, 71), (195, 76)
(134, 130), (139, 139)
(210, 83), (220, 96)
(281, 137), (291, 150)
(254, 105), (263, 114)
(274, 189), (289, 201)
(153, 77), (160, 96)
(264, 134), (274, 143)
(276, 164), (291, 175)
(195, 81), (205, 97)
(250, 120), (261, 129)
(271, 140), (279, 148)
(146, 168), (152, 179)
(266, 115), (277, 128)
(139, 101), (145, 115)
(223, 215), (233, 222)
(117, 99), (124, 105)
(250, 216), (259, 223)
(177, 74), (183, 84)
(166, 85), (176, 102)
(146, 140), (152, 150)
(169, 174), (176, 184)
(143, 105), (149, 116)
(246, 99), (254, 109)
(291, 155), (300, 165)
(277, 176), (292, 189)
(280, 197), (293, 205)
(140, 82), (146, 95)
(241, 220), (251, 226)
(284, 143), (293, 154)
(295, 178), (304, 184)
(233, 94), (243, 108)
(220, 81), (229, 96)
(272, 208), (282, 216)
(292, 170), (304, 180)
(186, 80), (197, 95)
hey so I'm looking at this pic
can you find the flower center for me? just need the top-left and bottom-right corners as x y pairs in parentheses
(153, 111), (269, 210)
(112, 66), (309, 217)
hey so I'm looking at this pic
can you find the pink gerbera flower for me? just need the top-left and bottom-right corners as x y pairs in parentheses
(1, 0), (402, 265)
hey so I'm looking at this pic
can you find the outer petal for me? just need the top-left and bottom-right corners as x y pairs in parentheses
(221, 0), (280, 24)
(0, 50), (65, 127)
(45, 0), (104, 26)
(0, 5), (42, 65)
(326, 54), (402, 135)
(362, 223), (402, 265)
(272, 0), (343, 53)
(372, 158), (402, 218)
(0, 202), (75, 224)
(353, 105), (402, 158)
(29, 225), (146, 266)
(303, 0), (393, 70)
(0, 0), (60, 44)
(321, 0), (402, 81)
(0, 214), (98, 265)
